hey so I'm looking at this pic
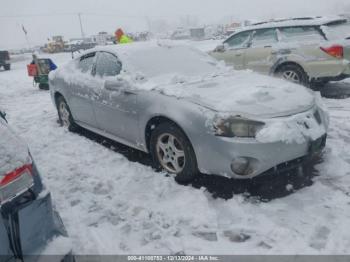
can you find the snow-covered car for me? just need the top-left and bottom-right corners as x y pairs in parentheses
(210, 16), (350, 86)
(49, 42), (329, 183)
(0, 111), (73, 262)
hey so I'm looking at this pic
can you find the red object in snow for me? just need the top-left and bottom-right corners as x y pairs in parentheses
(115, 28), (124, 42)
(27, 64), (38, 77)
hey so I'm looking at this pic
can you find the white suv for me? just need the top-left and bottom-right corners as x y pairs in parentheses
(210, 17), (350, 86)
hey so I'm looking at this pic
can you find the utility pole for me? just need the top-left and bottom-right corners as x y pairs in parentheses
(78, 13), (85, 39)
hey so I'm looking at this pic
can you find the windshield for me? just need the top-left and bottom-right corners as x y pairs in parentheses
(323, 21), (350, 40)
(123, 45), (220, 78)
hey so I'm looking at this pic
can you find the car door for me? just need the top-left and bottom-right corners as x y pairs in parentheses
(68, 52), (98, 127)
(211, 30), (252, 70)
(93, 51), (140, 144)
(244, 28), (279, 74)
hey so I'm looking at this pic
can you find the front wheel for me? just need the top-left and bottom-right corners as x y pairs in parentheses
(4, 64), (10, 71)
(57, 96), (79, 132)
(150, 122), (198, 183)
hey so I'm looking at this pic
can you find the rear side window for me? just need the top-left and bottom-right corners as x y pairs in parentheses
(95, 52), (122, 77)
(225, 31), (252, 48)
(279, 27), (324, 42)
(78, 52), (95, 73)
(251, 29), (278, 47)
(323, 22), (350, 40)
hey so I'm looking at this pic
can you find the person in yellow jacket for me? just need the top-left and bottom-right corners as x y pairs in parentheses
(115, 28), (133, 44)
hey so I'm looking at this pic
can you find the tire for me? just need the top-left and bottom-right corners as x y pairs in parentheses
(311, 79), (329, 89)
(150, 122), (198, 183)
(56, 96), (79, 132)
(275, 64), (309, 86)
(38, 83), (49, 90)
(4, 64), (10, 71)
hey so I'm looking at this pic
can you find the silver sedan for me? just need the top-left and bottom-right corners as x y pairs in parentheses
(49, 43), (328, 183)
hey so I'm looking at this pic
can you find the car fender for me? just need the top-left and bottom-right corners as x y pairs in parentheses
(137, 91), (213, 155)
(270, 55), (310, 77)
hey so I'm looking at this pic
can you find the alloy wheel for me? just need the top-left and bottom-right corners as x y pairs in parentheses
(282, 70), (300, 83)
(59, 102), (70, 127)
(156, 133), (186, 173)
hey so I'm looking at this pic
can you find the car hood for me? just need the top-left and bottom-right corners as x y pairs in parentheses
(150, 71), (315, 118)
(0, 119), (29, 175)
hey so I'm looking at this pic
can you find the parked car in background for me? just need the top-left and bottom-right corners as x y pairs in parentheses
(210, 16), (350, 86)
(49, 43), (328, 183)
(0, 110), (73, 262)
(0, 51), (11, 71)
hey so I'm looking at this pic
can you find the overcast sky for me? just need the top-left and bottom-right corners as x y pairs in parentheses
(1, 0), (350, 49)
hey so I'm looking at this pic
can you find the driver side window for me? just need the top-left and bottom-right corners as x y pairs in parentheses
(95, 52), (122, 78)
(225, 31), (252, 49)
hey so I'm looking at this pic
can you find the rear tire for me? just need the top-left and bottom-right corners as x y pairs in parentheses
(275, 64), (309, 86)
(39, 83), (49, 90)
(311, 79), (329, 89)
(150, 122), (198, 183)
(4, 64), (10, 71)
(56, 96), (79, 132)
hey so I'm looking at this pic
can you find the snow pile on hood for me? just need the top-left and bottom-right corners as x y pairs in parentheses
(0, 118), (29, 175)
(149, 71), (315, 117)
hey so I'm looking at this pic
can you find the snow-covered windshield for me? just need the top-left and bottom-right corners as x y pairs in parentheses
(121, 45), (219, 78)
(323, 21), (350, 40)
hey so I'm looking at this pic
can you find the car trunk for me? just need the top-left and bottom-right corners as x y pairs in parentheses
(0, 163), (68, 261)
(0, 121), (69, 260)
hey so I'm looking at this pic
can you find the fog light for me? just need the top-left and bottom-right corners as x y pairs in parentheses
(231, 157), (250, 176)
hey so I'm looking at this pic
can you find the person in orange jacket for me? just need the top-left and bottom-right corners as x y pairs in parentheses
(115, 28), (133, 44)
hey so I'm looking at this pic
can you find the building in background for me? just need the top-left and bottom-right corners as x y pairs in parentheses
(92, 32), (115, 45)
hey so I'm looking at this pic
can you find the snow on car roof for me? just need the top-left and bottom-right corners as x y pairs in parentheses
(231, 16), (347, 34)
(92, 41), (221, 77)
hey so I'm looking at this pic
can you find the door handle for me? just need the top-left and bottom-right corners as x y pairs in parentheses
(235, 53), (243, 57)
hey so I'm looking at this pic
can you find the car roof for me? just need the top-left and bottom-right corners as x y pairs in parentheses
(78, 41), (204, 61)
(230, 16), (347, 35)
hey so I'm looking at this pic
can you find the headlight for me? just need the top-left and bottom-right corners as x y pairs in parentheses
(214, 117), (265, 138)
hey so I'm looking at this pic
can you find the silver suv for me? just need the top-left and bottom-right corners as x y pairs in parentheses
(211, 17), (350, 86)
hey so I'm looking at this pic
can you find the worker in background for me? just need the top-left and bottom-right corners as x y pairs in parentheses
(115, 28), (133, 44)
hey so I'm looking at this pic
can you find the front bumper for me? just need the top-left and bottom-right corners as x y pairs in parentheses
(195, 105), (328, 179)
(197, 134), (326, 179)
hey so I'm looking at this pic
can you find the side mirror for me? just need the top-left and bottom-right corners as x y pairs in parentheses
(104, 78), (128, 91)
(214, 44), (226, 52)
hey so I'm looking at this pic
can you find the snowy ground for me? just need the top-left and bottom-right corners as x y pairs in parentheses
(1, 42), (350, 255)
